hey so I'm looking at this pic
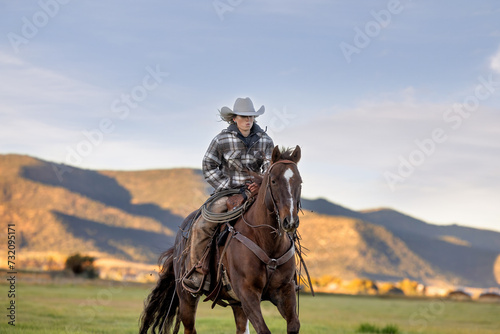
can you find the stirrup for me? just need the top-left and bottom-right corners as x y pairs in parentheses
(182, 267), (209, 295)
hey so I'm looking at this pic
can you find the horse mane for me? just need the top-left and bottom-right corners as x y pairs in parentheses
(277, 146), (296, 161)
(245, 146), (299, 186)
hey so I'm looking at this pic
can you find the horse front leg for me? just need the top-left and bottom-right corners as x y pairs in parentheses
(238, 290), (271, 334)
(274, 281), (300, 334)
(231, 305), (250, 334)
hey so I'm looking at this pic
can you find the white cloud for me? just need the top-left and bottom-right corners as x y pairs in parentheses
(491, 47), (500, 74)
(0, 52), (123, 164)
(1, 1), (499, 232)
(269, 94), (500, 231)
(0, 52), (110, 120)
(61, 139), (204, 172)
(0, 52), (23, 65)
(274, 94), (448, 168)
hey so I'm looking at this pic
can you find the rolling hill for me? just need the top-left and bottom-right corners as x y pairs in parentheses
(302, 198), (500, 287)
(1, 154), (499, 288)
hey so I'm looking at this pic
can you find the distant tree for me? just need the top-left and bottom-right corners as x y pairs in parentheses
(65, 253), (98, 279)
(397, 278), (419, 296)
(478, 292), (500, 302)
(447, 290), (471, 301)
(317, 275), (342, 287)
(347, 278), (378, 295)
(385, 286), (405, 296)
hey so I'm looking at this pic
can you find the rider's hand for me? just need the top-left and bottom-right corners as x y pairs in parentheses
(247, 182), (260, 197)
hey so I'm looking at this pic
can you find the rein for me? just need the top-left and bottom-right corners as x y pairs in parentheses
(240, 159), (298, 235)
(211, 157), (314, 309)
(225, 160), (299, 292)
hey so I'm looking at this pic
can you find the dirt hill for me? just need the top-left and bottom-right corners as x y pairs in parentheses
(297, 213), (452, 285)
(0, 154), (198, 265)
(1, 154), (499, 287)
(302, 198), (500, 287)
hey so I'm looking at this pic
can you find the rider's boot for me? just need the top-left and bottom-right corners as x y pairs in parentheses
(182, 196), (228, 292)
(182, 216), (215, 292)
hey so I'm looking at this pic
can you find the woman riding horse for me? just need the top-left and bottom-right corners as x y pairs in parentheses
(140, 144), (303, 334)
(183, 97), (275, 292)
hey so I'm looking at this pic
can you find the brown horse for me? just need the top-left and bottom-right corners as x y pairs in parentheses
(140, 145), (303, 334)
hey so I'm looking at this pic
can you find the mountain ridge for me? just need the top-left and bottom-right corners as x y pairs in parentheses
(302, 197), (500, 253)
(1, 153), (499, 287)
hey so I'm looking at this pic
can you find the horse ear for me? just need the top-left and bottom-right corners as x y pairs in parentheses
(291, 145), (301, 163)
(271, 145), (281, 163)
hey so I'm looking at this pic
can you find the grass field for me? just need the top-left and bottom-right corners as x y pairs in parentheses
(1, 281), (499, 334)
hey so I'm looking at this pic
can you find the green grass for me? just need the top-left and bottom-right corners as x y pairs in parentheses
(357, 322), (400, 333)
(1, 282), (499, 333)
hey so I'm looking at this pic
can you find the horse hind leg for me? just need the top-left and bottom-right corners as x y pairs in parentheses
(231, 305), (250, 334)
(177, 290), (200, 334)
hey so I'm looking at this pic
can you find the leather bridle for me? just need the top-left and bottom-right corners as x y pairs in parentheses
(265, 160), (300, 235)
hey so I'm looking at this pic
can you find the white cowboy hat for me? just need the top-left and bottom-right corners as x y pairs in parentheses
(220, 97), (265, 120)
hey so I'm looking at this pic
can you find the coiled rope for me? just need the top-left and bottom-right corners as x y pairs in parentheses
(201, 189), (251, 223)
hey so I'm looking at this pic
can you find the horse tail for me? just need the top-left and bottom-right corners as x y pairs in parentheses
(139, 247), (179, 334)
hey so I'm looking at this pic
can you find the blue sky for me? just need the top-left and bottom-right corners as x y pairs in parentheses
(1, 0), (500, 232)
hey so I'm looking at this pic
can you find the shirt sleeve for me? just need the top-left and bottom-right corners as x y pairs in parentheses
(262, 137), (275, 173)
(202, 136), (230, 192)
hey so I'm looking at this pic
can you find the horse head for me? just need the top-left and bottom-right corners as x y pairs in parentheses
(265, 145), (302, 233)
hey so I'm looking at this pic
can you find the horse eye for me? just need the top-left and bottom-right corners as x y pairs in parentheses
(271, 179), (277, 185)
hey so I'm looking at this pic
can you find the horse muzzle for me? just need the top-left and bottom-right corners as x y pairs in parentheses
(282, 216), (299, 232)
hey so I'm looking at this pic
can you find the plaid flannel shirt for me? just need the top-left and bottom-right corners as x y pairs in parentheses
(203, 123), (274, 193)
